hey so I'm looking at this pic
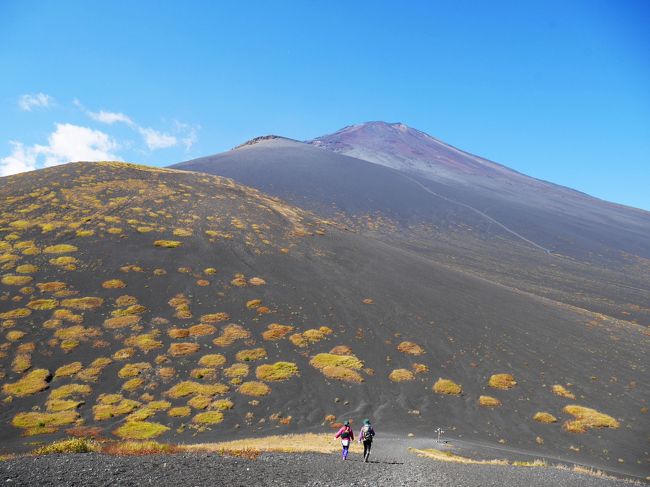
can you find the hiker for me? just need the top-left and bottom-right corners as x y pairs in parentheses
(358, 418), (375, 462)
(335, 420), (354, 460)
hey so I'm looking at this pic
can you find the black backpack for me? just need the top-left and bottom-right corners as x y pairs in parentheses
(340, 428), (350, 439)
(362, 425), (373, 441)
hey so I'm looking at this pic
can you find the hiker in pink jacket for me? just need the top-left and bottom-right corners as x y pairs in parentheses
(334, 421), (354, 460)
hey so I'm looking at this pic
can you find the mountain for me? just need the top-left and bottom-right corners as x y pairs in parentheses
(173, 130), (650, 327)
(0, 162), (647, 478)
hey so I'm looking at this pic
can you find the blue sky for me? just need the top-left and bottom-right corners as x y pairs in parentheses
(1, 0), (649, 210)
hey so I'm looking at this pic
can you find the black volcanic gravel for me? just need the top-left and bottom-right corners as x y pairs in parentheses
(0, 451), (640, 487)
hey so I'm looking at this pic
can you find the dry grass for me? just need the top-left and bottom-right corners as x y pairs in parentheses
(27, 299), (59, 310)
(125, 332), (163, 352)
(411, 448), (508, 465)
(198, 354), (226, 367)
(199, 313), (229, 324)
(32, 437), (99, 455)
(2, 275), (33, 286)
(61, 297), (104, 310)
(192, 411), (224, 424)
(389, 369), (415, 382)
(213, 324), (250, 347)
(93, 399), (140, 420)
(488, 373), (517, 390)
(49, 383), (92, 400)
(552, 384), (575, 399)
(103, 440), (178, 455)
(262, 323), (294, 341)
(3, 368), (51, 396)
(236, 348), (267, 362)
(46, 398), (85, 412)
(166, 381), (229, 398)
(184, 433), (346, 455)
(168, 328), (189, 338)
(412, 363), (429, 374)
(478, 395), (502, 407)
(329, 345), (353, 355)
(322, 366), (364, 383)
(224, 363), (250, 379)
(188, 324), (216, 336)
(168, 406), (191, 417)
(43, 244), (78, 254)
(433, 378), (462, 395)
(0, 308), (32, 319)
(121, 378), (144, 391)
(533, 412), (558, 423)
(255, 362), (299, 381)
(397, 341), (425, 356)
(54, 362), (83, 378)
(102, 279), (126, 289)
(562, 405), (620, 433)
(118, 362), (152, 378)
(15, 264), (39, 274)
(238, 381), (271, 396)
(187, 394), (212, 409)
(211, 399), (234, 410)
(113, 421), (169, 440)
(104, 315), (140, 329)
(154, 240), (182, 248)
(12, 411), (79, 435)
(169, 342), (201, 356)
(309, 353), (363, 370)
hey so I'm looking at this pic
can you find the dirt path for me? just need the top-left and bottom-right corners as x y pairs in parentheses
(0, 442), (640, 487)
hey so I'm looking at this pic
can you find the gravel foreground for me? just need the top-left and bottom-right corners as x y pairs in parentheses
(1, 451), (641, 487)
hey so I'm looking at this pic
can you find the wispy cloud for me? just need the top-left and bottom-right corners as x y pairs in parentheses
(174, 120), (200, 151)
(18, 93), (54, 111)
(76, 100), (183, 151)
(0, 123), (119, 177)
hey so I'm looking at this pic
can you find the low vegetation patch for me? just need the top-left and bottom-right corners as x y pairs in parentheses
(488, 373), (517, 390)
(199, 313), (229, 324)
(433, 378), (462, 395)
(102, 279), (126, 289)
(397, 341), (425, 356)
(3, 368), (51, 396)
(113, 421), (170, 440)
(184, 433), (344, 455)
(54, 362), (83, 378)
(103, 440), (178, 455)
(238, 381), (271, 396)
(188, 324), (216, 336)
(192, 411), (224, 424)
(213, 324), (250, 347)
(104, 315), (140, 329)
(198, 354), (226, 367)
(411, 448), (508, 465)
(533, 412), (558, 423)
(236, 348), (267, 362)
(12, 411), (79, 435)
(43, 244), (78, 254)
(389, 369), (415, 382)
(169, 342), (201, 356)
(478, 395), (501, 407)
(93, 399), (140, 421)
(562, 405), (619, 433)
(118, 362), (152, 378)
(168, 406), (191, 417)
(262, 323), (294, 341)
(32, 437), (99, 455)
(552, 384), (575, 399)
(255, 362), (299, 381)
(309, 353), (363, 370)
(322, 366), (364, 383)
(166, 381), (229, 398)
(154, 240), (182, 248)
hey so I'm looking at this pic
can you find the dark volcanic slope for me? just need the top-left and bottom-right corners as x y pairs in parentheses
(310, 121), (650, 264)
(0, 162), (648, 477)
(173, 136), (650, 327)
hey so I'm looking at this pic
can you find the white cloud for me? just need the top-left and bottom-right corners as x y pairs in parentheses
(18, 93), (54, 111)
(88, 110), (134, 126)
(0, 142), (38, 176)
(174, 120), (200, 151)
(138, 127), (177, 150)
(0, 123), (119, 176)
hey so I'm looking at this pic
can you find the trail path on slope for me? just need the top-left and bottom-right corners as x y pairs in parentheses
(401, 173), (554, 255)
(0, 438), (639, 487)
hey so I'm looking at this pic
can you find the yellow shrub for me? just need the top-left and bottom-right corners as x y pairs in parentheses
(478, 396), (501, 407)
(2, 275), (33, 286)
(113, 421), (169, 440)
(3, 369), (51, 396)
(49, 383), (91, 400)
(238, 381), (271, 397)
(0, 308), (32, 319)
(224, 363), (250, 379)
(61, 297), (104, 310)
(27, 299), (59, 310)
(389, 369), (415, 382)
(211, 399), (234, 410)
(322, 366), (364, 383)
(12, 411), (79, 432)
(104, 315), (140, 329)
(562, 405), (619, 433)
(309, 353), (363, 370)
(15, 264), (38, 274)
(102, 279), (126, 289)
(552, 384), (575, 399)
(153, 240), (182, 248)
(188, 324), (216, 336)
(199, 313), (229, 323)
(168, 406), (191, 417)
(93, 399), (140, 420)
(433, 378), (462, 395)
(397, 341), (424, 356)
(124, 332), (163, 352)
(118, 362), (152, 378)
(44, 244), (78, 254)
(236, 348), (267, 362)
(488, 374), (517, 390)
(166, 381), (229, 398)
(187, 395), (212, 409)
(198, 354), (226, 367)
(533, 412), (557, 423)
(255, 362), (299, 381)
(192, 411), (224, 424)
(54, 362), (83, 378)
(169, 342), (201, 356)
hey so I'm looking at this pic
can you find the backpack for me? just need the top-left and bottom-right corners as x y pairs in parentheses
(340, 428), (350, 439)
(361, 425), (373, 441)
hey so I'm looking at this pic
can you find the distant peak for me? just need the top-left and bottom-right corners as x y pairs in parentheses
(232, 135), (296, 150)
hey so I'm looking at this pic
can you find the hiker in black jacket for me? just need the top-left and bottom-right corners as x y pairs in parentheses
(358, 419), (375, 462)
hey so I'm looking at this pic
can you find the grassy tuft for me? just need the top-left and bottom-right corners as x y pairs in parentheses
(54, 362), (83, 378)
(433, 378), (462, 395)
(262, 323), (294, 341)
(169, 342), (201, 356)
(236, 348), (267, 362)
(255, 362), (299, 381)
(322, 366), (364, 383)
(104, 315), (140, 329)
(113, 421), (170, 440)
(533, 412), (558, 423)
(198, 354), (226, 367)
(552, 384), (575, 399)
(32, 437), (99, 455)
(12, 411), (79, 433)
(43, 244), (78, 254)
(397, 341), (425, 356)
(562, 405), (619, 433)
(154, 240), (182, 248)
(309, 353), (363, 370)
(192, 411), (224, 425)
(199, 313), (229, 323)
(488, 373), (517, 390)
(478, 395), (502, 407)
(389, 369), (415, 382)
(166, 381), (229, 398)
(168, 406), (191, 417)
(3, 368), (51, 396)
(1, 275), (33, 286)
(118, 362), (152, 378)
(61, 297), (104, 310)
(102, 279), (126, 289)
(102, 440), (178, 455)
(238, 381), (271, 396)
